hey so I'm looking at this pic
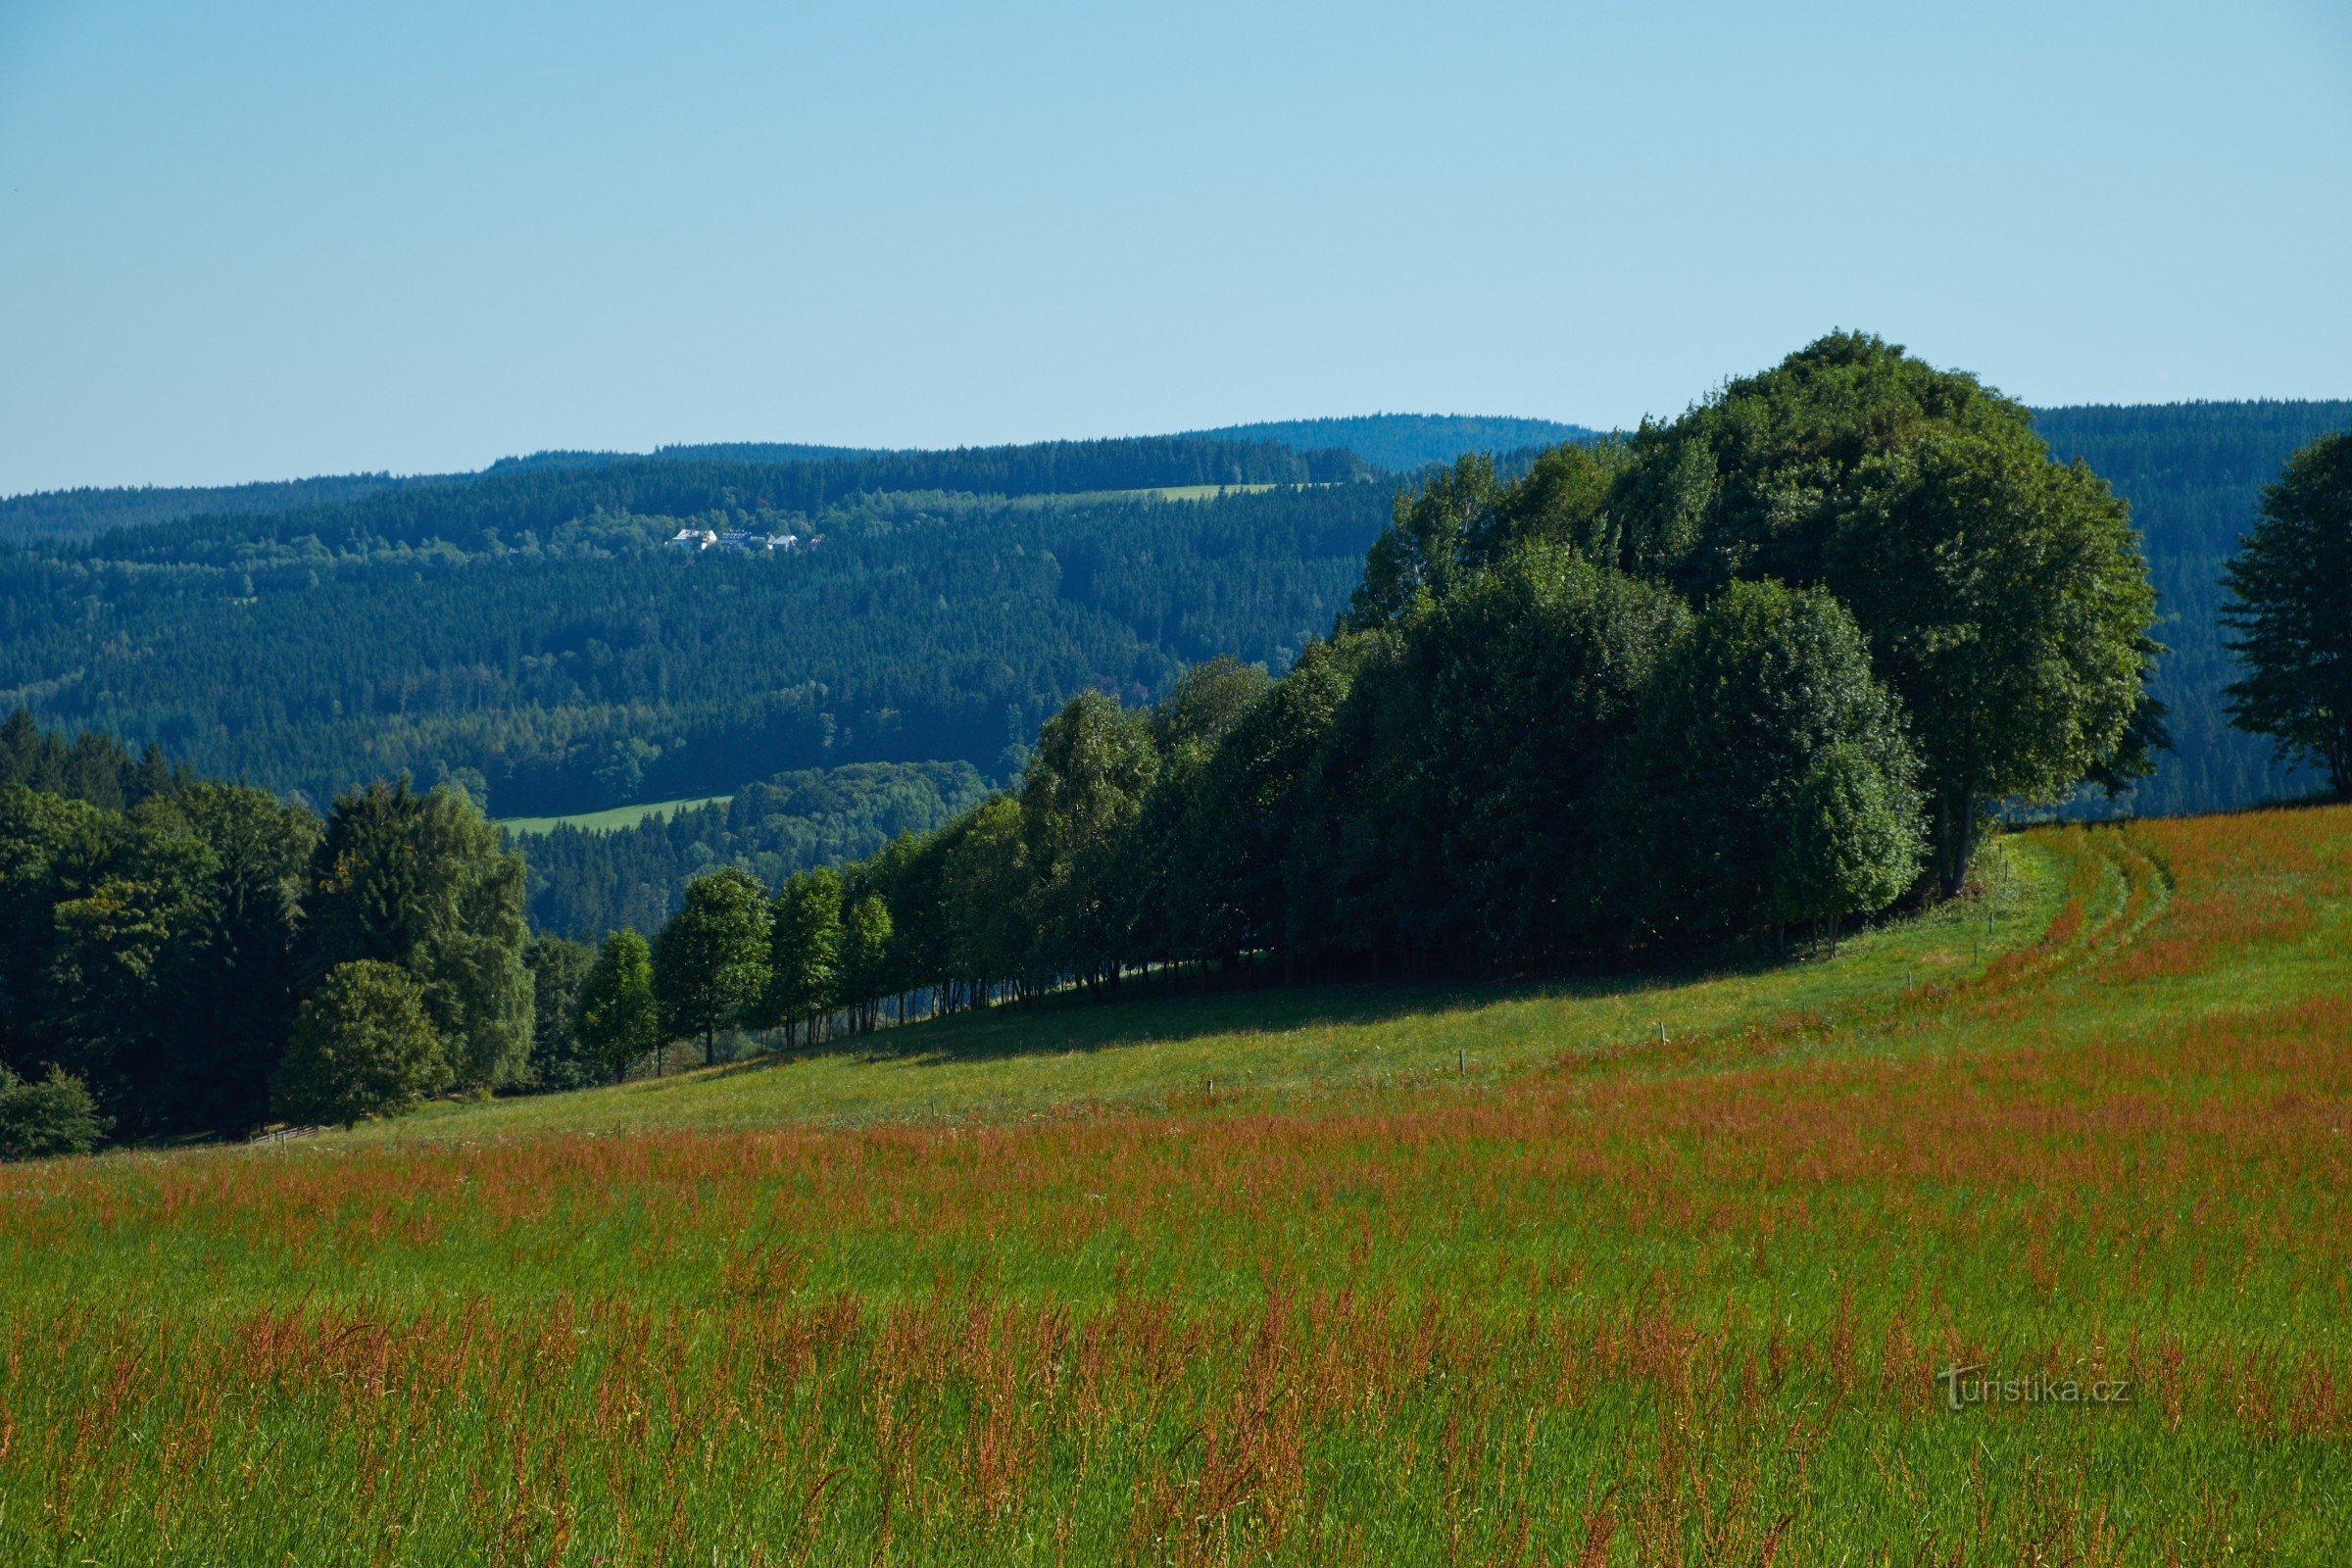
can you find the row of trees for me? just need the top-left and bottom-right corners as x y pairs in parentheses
(542, 865), (900, 1085)
(596, 335), (2162, 1044)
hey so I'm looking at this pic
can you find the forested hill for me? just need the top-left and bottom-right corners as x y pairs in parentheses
(73, 437), (1372, 562)
(0, 471), (449, 545)
(0, 400), (2344, 827)
(2034, 400), (2352, 813)
(0, 474), (1391, 814)
(0, 436), (1368, 550)
(1183, 415), (1603, 471)
(0, 417), (1587, 546)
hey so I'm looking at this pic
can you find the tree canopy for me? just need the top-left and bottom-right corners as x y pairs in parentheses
(2222, 431), (2352, 797)
(271, 959), (450, 1130)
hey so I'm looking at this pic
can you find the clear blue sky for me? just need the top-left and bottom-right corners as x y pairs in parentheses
(2, 0), (2346, 493)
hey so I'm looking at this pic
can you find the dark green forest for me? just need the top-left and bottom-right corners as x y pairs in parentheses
(0, 396), (2342, 879)
(0, 417), (1574, 544)
(0, 441), (1384, 814)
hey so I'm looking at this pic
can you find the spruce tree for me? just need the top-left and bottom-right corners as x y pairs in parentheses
(2223, 431), (2352, 796)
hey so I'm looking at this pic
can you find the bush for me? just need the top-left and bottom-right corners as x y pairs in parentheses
(0, 1064), (111, 1159)
(272, 959), (452, 1130)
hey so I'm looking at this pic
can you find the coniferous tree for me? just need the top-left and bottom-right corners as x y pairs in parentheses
(2222, 431), (2352, 797)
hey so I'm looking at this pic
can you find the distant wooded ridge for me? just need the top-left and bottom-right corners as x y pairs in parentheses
(5, 405), (2339, 544)
(0, 402), (2343, 829)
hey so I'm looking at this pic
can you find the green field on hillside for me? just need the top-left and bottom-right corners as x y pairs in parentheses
(372, 834), (2059, 1143)
(497, 792), (732, 835)
(5, 808), (2350, 1564)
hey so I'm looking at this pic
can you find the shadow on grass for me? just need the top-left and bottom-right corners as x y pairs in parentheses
(695, 947), (1797, 1080)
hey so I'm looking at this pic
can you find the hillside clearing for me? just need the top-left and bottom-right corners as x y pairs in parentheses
(497, 792), (733, 836)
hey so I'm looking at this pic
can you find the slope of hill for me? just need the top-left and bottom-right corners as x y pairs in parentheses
(5, 806), (2346, 1561)
(0, 444), (1391, 814)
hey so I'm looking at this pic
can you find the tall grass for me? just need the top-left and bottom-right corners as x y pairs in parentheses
(3, 810), (2348, 1563)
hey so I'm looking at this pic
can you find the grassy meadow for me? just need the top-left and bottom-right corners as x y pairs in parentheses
(497, 794), (735, 837)
(4, 808), (2350, 1563)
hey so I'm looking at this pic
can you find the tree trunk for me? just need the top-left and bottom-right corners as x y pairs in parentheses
(1939, 788), (1978, 901)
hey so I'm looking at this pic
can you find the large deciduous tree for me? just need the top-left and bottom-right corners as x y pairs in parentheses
(1612, 580), (1923, 944)
(2223, 430), (2352, 797)
(1828, 430), (2157, 893)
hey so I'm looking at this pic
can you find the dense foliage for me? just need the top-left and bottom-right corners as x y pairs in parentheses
(624, 337), (2158, 1044)
(0, 725), (535, 1143)
(2222, 431), (2352, 796)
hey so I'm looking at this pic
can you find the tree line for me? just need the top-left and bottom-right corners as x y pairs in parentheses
(7, 339), (2349, 1154)
(583, 335), (2161, 1057)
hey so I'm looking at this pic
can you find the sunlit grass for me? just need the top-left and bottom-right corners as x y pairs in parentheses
(495, 792), (732, 836)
